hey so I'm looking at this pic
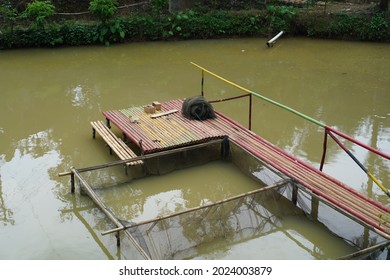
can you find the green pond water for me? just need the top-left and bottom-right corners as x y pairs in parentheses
(0, 37), (389, 259)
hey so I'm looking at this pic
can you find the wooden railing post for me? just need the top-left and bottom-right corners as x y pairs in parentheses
(248, 94), (252, 131)
(319, 129), (328, 171)
(201, 70), (204, 97)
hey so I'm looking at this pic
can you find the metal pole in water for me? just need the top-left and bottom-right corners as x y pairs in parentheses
(267, 31), (284, 47)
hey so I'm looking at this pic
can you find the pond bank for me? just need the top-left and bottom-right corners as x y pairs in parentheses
(0, 4), (389, 49)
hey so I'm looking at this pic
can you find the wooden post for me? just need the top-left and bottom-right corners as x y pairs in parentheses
(70, 167), (150, 258)
(201, 69), (204, 97)
(221, 136), (230, 161)
(311, 197), (319, 220)
(319, 129), (328, 171)
(116, 232), (120, 247)
(139, 139), (144, 155)
(292, 184), (298, 205)
(70, 172), (75, 193)
(248, 94), (252, 130)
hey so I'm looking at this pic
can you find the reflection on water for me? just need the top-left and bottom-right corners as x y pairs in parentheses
(92, 162), (357, 260)
(96, 161), (260, 222)
(0, 38), (389, 259)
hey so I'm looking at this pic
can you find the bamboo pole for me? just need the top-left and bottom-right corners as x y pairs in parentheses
(327, 131), (390, 197)
(211, 111), (390, 230)
(191, 62), (390, 197)
(191, 62), (326, 127)
(101, 179), (291, 236)
(58, 139), (224, 177)
(235, 134), (389, 222)
(71, 167), (151, 259)
(294, 182), (390, 240)
(326, 125), (390, 160)
(338, 241), (390, 260)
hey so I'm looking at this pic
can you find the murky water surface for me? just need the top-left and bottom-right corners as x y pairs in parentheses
(0, 38), (389, 259)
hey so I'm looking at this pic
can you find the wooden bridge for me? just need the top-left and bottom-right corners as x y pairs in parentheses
(93, 98), (390, 240)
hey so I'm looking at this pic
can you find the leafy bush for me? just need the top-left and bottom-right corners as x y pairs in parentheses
(23, 0), (55, 27)
(366, 14), (389, 41)
(95, 19), (125, 46)
(61, 22), (97, 46)
(89, 0), (118, 24)
(0, 4), (18, 34)
(1, 7), (389, 49)
(266, 5), (297, 32)
(150, 0), (169, 14)
(296, 12), (390, 42)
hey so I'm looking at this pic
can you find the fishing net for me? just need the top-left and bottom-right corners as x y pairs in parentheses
(118, 183), (388, 259)
(121, 180), (293, 260)
(72, 142), (389, 260)
(181, 96), (216, 120)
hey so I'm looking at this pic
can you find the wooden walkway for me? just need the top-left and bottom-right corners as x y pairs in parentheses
(101, 99), (390, 239)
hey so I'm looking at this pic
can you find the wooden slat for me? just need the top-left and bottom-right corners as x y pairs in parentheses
(91, 121), (143, 166)
(105, 106), (225, 154)
(151, 109), (178, 119)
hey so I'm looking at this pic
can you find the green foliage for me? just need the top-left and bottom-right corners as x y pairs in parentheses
(1, 7), (389, 49)
(89, 0), (118, 23)
(95, 19), (125, 46)
(61, 22), (97, 46)
(163, 10), (196, 38)
(367, 14), (388, 40)
(0, 4), (17, 23)
(23, 0), (55, 27)
(0, 4), (18, 33)
(266, 5), (297, 31)
(298, 12), (390, 42)
(88, 0), (125, 46)
(151, 0), (169, 14)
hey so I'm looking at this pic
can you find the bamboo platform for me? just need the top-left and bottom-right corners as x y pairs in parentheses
(103, 100), (226, 154)
(100, 99), (390, 239)
(91, 120), (143, 166)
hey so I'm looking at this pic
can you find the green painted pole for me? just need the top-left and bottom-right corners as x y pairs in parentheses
(191, 62), (390, 197)
(191, 62), (326, 127)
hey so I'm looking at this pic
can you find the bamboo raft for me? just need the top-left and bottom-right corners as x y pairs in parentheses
(98, 99), (390, 240)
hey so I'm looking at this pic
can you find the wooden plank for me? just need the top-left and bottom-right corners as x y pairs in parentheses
(91, 121), (143, 166)
(151, 109), (178, 119)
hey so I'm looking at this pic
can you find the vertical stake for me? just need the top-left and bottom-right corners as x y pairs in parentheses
(248, 94), (252, 130)
(311, 197), (319, 221)
(70, 172), (75, 193)
(320, 129), (328, 171)
(201, 70), (204, 97)
(116, 232), (121, 247)
(292, 185), (298, 205)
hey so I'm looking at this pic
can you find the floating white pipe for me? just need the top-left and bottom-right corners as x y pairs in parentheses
(267, 31), (284, 47)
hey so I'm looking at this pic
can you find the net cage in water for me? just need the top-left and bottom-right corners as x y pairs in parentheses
(71, 141), (389, 260)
